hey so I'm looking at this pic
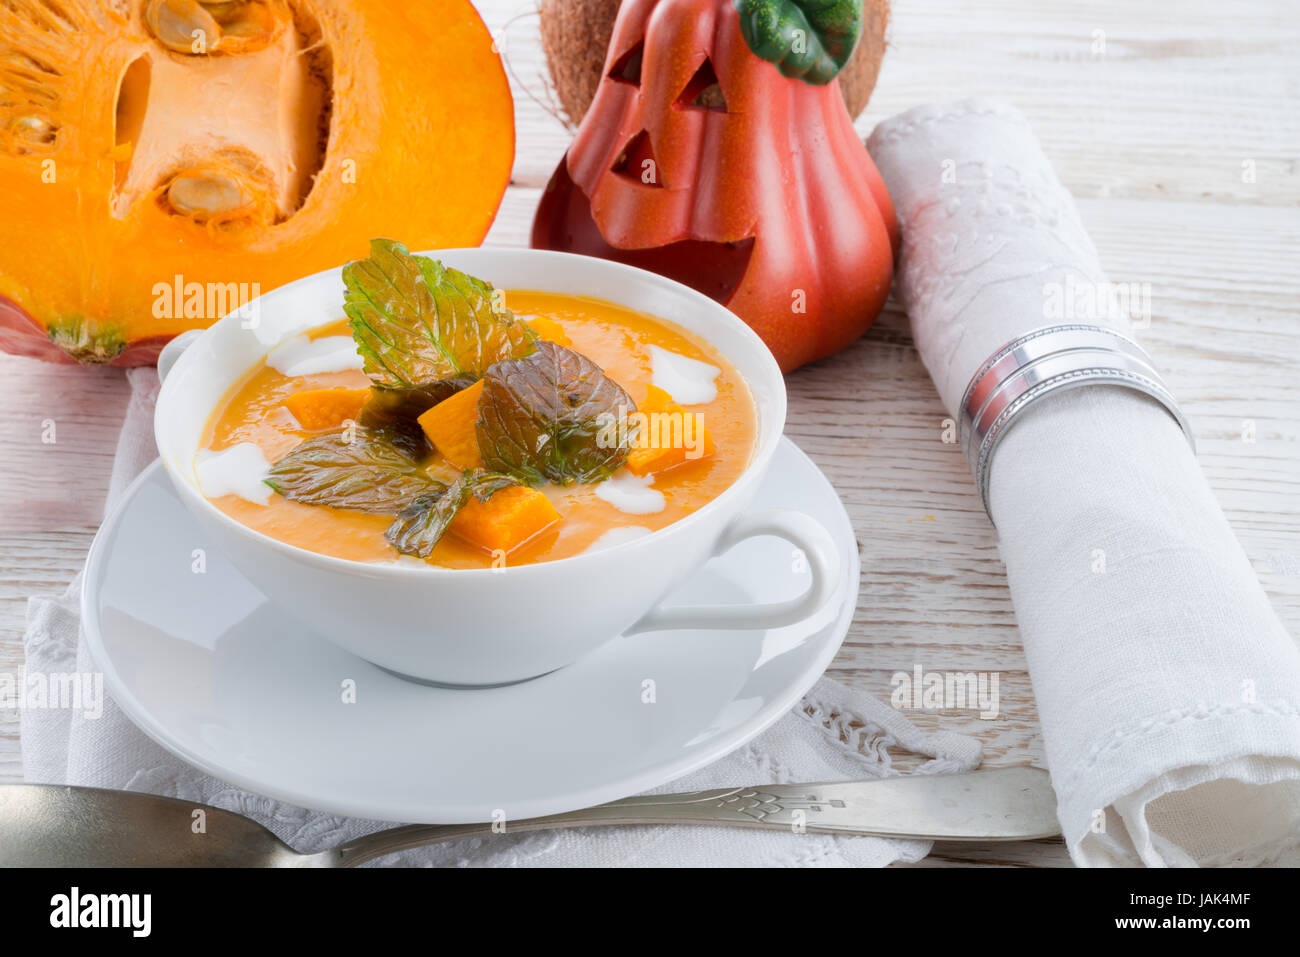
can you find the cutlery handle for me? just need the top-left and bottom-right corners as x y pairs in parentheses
(333, 767), (1059, 866)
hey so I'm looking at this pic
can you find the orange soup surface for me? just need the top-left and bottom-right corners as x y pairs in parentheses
(200, 291), (758, 568)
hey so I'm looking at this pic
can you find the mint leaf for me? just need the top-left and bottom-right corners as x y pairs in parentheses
(386, 469), (521, 558)
(359, 379), (475, 430)
(343, 239), (537, 390)
(265, 427), (444, 513)
(476, 341), (636, 485)
(356, 378), (478, 458)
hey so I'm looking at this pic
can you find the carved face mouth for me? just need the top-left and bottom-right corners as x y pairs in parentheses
(532, 161), (754, 306)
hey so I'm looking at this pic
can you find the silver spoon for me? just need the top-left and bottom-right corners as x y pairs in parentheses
(0, 766), (1058, 867)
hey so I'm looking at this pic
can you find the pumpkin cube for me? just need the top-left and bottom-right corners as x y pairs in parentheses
(639, 384), (674, 414)
(283, 388), (369, 431)
(525, 316), (572, 347)
(626, 385), (715, 476)
(626, 431), (715, 476)
(450, 485), (561, 554)
(418, 380), (485, 469)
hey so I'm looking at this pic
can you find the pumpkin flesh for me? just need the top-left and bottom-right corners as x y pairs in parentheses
(0, 0), (515, 364)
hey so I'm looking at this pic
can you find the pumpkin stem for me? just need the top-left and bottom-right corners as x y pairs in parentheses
(46, 317), (128, 364)
(732, 0), (862, 84)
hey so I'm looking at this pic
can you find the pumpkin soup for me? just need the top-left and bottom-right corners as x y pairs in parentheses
(197, 239), (757, 568)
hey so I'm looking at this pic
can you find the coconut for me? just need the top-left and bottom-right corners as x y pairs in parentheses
(539, 0), (889, 127)
(839, 0), (890, 119)
(538, 0), (623, 128)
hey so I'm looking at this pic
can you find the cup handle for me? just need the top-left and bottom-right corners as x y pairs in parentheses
(156, 329), (203, 384)
(624, 508), (841, 635)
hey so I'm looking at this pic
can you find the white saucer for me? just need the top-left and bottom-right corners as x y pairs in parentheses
(82, 438), (859, 823)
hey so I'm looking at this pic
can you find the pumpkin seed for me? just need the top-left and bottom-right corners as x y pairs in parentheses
(166, 168), (254, 218)
(10, 114), (56, 146)
(145, 0), (222, 54)
(199, 0), (246, 20)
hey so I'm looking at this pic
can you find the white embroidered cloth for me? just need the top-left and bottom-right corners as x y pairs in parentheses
(868, 99), (1300, 866)
(21, 368), (981, 867)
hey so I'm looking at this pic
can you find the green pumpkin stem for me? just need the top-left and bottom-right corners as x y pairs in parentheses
(733, 0), (862, 85)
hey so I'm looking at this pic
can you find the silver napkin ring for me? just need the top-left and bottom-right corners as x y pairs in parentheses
(959, 324), (1196, 523)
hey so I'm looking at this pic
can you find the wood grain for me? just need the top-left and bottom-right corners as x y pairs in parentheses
(0, 0), (1296, 868)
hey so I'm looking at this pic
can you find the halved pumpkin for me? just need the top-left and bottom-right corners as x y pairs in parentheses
(0, 0), (515, 364)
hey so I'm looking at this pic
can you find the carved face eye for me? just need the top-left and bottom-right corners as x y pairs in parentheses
(610, 129), (663, 188)
(607, 40), (644, 85)
(675, 58), (727, 111)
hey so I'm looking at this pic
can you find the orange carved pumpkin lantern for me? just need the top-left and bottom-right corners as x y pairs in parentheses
(532, 0), (898, 372)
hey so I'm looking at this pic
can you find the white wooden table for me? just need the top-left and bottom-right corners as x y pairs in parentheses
(1, 0), (1296, 867)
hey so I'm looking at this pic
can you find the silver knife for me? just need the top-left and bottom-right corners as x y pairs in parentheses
(0, 766), (1058, 867)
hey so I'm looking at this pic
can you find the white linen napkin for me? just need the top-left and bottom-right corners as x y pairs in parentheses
(20, 368), (981, 867)
(868, 98), (1300, 867)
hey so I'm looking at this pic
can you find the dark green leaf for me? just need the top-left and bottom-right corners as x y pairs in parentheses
(385, 469), (521, 558)
(265, 427), (445, 514)
(359, 379), (474, 429)
(343, 238), (538, 389)
(356, 378), (478, 458)
(476, 341), (635, 485)
(371, 418), (431, 462)
(733, 0), (861, 84)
